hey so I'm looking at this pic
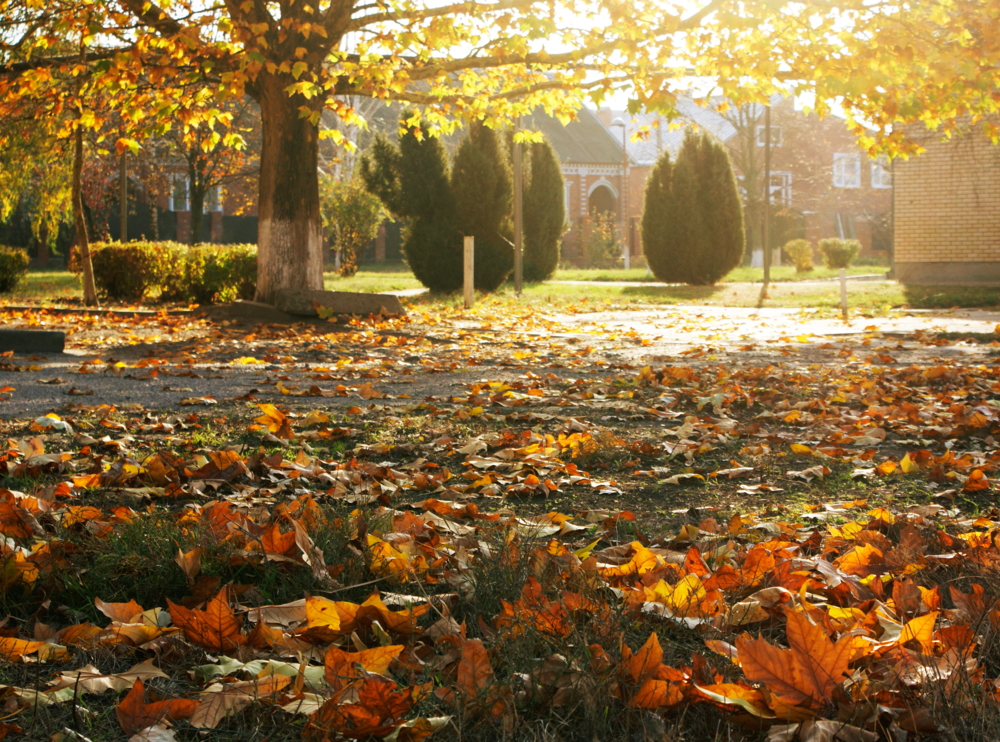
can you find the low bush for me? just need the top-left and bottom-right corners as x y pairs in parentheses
(783, 238), (814, 272)
(0, 245), (30, 293)
(86, 241), (256, 302)
(89, 241), (177, 300)
(162, 244), (257, 303)
(818, 238), (861, 270)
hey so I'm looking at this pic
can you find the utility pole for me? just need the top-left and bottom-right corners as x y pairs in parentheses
(762, 104), (771, 287)
(611, 117), (630, 270)
(119, 151), (128, 243)
(513, 119), (523, 295)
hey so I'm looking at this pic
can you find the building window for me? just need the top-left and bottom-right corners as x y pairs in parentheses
(206, 186), (223, 213)
(769, 171), (792, 206)
(564, 183), (572, 215)
(833, 153), (861, 188)
(870, 156), (892, 189)
(756, 125), (782, 147)
(169, 176), (188, 211)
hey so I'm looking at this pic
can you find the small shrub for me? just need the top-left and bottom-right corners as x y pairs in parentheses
(818, 238), (861, 269)
(784, 238), (814, 272)
(584, 210), (621, 268)
(0, 246), (29, 293)
(320, 178), (386, 278)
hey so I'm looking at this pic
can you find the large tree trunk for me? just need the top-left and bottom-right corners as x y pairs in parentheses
(252, 74), (325, 304)
(73, 126), (98, 307)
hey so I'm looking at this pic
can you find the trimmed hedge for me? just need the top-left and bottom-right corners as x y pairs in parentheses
(0, 245), (30, 293)
(784, 239), (814, 272)
(818, 238), (861, 270)
(83, 241), (256, 302)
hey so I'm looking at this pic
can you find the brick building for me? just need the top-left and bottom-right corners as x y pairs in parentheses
(598, 96), (893, 262)
(894, 123), (1000, 283)
(530, 107), (635, 263)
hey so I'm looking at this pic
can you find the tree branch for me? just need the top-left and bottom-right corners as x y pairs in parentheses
(677, 0), (728, 31)
(118, 0), (186, 37)
(348, 0), (537, 32)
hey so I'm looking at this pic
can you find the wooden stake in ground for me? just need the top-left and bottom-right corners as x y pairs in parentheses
(464, 236), (474, 309)
(840, 268), (848, 319)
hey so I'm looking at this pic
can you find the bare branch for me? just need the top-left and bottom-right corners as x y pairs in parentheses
(348, 0), (536, 31)
(118, 0), (186, 37)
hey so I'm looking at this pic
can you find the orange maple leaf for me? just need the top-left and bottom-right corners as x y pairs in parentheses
(736, 608), (853, 713)
(167, 588), (245, 652)
(116, 678), (198, 735)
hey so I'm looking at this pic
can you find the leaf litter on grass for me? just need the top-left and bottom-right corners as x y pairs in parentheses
(3, 300), (1000, 740)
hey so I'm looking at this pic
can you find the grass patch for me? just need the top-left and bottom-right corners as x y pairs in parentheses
(554, 264), (885, 283)
(324, 263), (422, 294)
(2, 266), (81, 303)
(399, 279), (999, 314)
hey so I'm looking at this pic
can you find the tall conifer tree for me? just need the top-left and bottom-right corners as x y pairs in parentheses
(522, 138), (565, 282)
(452, 122), (514, 292)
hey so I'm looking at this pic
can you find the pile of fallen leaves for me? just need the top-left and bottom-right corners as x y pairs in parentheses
(1, 391), (1000, 742)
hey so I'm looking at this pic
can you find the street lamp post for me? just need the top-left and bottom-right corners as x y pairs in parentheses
(611, 117), (630, 271)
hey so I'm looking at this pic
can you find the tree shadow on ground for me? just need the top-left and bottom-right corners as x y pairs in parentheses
(901, 285), (1000, 310)
(618, 284), (727, 302)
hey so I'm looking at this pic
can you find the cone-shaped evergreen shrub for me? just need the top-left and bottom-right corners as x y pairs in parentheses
(522, 138), (565, 282)
(452, 122), (513, 292)
(361, 118), (462, 293)
(641, 130), (744, 285)
(640, 150), (683, 282)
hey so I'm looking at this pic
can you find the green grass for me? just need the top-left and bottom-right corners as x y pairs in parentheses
(404, 277), (1000, 314)
(2, 266), (81, 303)
(7, 260), (999, 314)
(324, 263), (422, 294)
(554, 264), (886, 283)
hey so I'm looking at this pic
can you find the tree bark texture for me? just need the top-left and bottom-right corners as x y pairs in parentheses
(73, 126), (98, 307)
(252, 73), (324, 304)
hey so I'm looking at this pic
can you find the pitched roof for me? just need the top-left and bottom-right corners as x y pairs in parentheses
(526, 106), (624, 165)
(609, 94), (784, 166)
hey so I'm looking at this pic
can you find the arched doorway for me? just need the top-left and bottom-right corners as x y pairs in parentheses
(584, 182), (621, 267)
(588, 184), (618, 217)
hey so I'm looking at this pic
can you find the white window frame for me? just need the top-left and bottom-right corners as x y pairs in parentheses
(756, 125), (782, 147)
(206, 185), (223, 213)
(769, 171), (792, 206)
(564, 183), (572, 215)
(168, 176), (189, 211)
(833, 153), (861, 188)
(870, 156), (892, 189)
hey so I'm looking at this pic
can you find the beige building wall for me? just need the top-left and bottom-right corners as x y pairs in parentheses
(894, 125), (1000, 283)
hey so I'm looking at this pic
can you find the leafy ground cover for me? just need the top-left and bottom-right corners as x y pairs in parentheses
(1, 298), (1000, 741)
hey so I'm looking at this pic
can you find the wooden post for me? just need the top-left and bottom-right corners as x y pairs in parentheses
(464, 236), (474, 309)
(840, 268), (848, 319)
(513, 127), (523, 295)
